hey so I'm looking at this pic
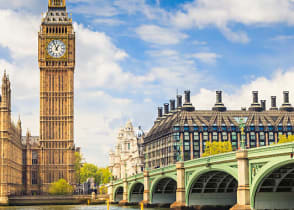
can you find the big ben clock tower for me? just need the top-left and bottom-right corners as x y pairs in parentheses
(38, 0), (75, 192)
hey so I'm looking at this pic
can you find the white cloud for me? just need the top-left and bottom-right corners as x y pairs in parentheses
(0, 9), (39, 58)
(172, 0), (294, 43)
(271, 35), (294, 41)
(192, 52), (221, 64)
(75, 23), (155, 90)
(136, 25), (188, 45)
(191, 68), (294, 110)
(93, 18), (125, 26)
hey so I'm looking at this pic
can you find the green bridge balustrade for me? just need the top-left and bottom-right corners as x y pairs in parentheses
(109, 142), (294, 210)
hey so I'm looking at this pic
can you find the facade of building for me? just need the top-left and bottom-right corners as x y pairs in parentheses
(0, 73), (23, 202)
(109, 121), (144, 179)
(144, 90), (294, 169)
(0, 0), (77, 202)
(38, 0), (76, 192)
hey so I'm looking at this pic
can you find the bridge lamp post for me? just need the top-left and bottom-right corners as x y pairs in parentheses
(237, 117), (246, 150)
(145, 154), (149, 171)
(175, 141), (183, 162)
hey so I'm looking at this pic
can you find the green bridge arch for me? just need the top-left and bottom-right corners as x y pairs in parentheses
(250, 157), (294, 209)
(185, 165), (238, 206)
(128, 181), (144, 202)
(149, 174), (177, 203)
(113, 184), (124, 202)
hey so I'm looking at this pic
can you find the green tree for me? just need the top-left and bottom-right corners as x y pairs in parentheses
(48, 179), (73, 195)
(278, 134), (294, 144)
(80, 163), (99, 183)
(202, 141), (233, 157)
(74, 152), (83, 184)
(96, 167), (112, 185)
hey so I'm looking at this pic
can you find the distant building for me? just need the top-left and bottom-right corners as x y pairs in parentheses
(143, 90), (294, 170)
(109, 121), (144, 179)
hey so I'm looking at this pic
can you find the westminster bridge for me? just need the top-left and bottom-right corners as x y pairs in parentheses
(109, 142), (294, 210)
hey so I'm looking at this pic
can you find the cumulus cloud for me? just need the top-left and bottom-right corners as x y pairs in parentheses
(0, 9), (39, 58)
(192, 52), (221, 64)
(93, 18), (125, 26)
(136, 25), (188, 45)
(75, 23), (155, 90)
(171, 0), (294, 43)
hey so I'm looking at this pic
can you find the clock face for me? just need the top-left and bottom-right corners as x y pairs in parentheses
(47, 40), (66, 58)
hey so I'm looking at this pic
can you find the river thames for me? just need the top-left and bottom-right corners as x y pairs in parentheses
(0, 205), (169, 210)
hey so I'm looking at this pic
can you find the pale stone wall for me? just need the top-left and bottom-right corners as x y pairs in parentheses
(109, 121), (144, 179)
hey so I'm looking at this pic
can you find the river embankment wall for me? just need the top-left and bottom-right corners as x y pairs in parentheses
(8, 195), (109, 206)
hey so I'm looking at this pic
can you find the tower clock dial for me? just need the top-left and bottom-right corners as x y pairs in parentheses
(47, 40), (66, 58)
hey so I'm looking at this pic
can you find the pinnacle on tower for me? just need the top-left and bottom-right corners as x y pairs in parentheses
(48, 0), (66, 8)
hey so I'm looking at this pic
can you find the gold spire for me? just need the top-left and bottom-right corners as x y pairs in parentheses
(48, 0), (66, 8)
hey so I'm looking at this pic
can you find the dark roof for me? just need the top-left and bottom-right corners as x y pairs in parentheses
(144, 109), (294, 143)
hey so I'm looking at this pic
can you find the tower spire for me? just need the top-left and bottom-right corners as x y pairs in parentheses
(48, 0), (66, 8)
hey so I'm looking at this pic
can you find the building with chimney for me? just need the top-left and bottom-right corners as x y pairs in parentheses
(109, 121), (145, 179)
(143, 90), (294, 169)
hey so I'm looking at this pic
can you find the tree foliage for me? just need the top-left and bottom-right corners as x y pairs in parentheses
(74, 152), (83, 184)
(48, 179), (73, 195)
(278, 134), (294, 144)
(79, 163), (112, 185)
(96, 167), (112, 185)
(202, 141), (233, 157)
(80, 163), (98, 183)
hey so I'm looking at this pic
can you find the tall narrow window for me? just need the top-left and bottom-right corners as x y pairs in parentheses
(259, 132), (265, 146)
(269, 132), (275, 145)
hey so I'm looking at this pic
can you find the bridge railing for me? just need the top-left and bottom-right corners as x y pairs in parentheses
(149, 164), (176, 177)
(247, 142), (294, 158)
(184, 151), (236, 168)
(127, 173), (144, 182)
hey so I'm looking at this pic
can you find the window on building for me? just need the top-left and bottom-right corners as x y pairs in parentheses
(222, 132), (228, 141)
(259, 132), (265, 146)
(173, 132), (180, 141)
(184, 132), (190, 161)
(32, 171), (38, 185)
(32, 150), (38, 165)
(173, 126), (180, 131)
(184, 132), (190, 141)
(212, 132), (218, 141)
(203, 132), (208, 152)
(231, 132), (237, 150)
(269, 132), (275, 145)
(250, 132), (256, 147)
(193, 140), (200, 158)
(193, 132), (199, 141)
(128, 143), (130, 150)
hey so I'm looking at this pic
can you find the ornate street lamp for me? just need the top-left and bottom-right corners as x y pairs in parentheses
(175, 141), (183, 162)
(236, 117), (246, 150)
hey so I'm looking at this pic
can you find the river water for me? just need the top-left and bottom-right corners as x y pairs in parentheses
(0, 205), (169, 210)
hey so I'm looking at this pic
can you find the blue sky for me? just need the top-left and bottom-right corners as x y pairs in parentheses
(1, 0), (294, 166)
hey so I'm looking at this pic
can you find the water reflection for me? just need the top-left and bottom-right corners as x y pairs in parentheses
(0, 205), (169, 210)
